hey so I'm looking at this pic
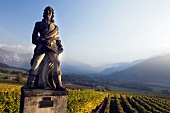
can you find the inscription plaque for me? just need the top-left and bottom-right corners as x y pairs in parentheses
(39, 97), (53, 108)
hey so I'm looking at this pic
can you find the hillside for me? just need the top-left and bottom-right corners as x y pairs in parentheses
(0, 48), (31, 69)
(61, 58), (98, 74)
(100, 60), (144, 75)
(106, 54), (170, 85)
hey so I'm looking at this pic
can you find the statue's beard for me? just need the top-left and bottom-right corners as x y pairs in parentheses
(44, 17), (51, 22)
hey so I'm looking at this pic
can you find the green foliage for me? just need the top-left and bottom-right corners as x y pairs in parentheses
(0, 84), (21, 113)
(115, 95), (126, 113)
(67, 90), (108, 113)
(121, 95), (138, 113)
(104, 95), (111, 113)
(95, 87), (102, 91)
(0, 83), (108, 113)
(0, 83), (170, 113)
(0, 67), (28, 77)
(105, 86), (112, 91)
(14, 74), (23, 82)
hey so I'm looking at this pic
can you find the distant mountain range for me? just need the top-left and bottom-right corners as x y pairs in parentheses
(106, 54), (170, 85)
(0, 48), (144, 75)
(1, 47), (170, 85)
(100, 60), (144, 75)
(61, 58), (98, 74)
(0, 48), (32, 69)
(0, 48), (98, 74)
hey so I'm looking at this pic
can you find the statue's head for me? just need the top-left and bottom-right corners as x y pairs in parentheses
(43, 6), (54, 23)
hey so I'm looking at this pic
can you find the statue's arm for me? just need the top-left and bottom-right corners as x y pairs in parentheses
(32, 22), (40, 45)
(55, 26), (64, 53)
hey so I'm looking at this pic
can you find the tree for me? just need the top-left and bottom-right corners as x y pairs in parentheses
(15, 73), (23, 82)
(104, 86), (111, 91)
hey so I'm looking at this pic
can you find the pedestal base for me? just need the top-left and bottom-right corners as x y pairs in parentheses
(20, 89), (68, 113)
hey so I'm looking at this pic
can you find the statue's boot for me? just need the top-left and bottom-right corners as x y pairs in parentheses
(53, 72), (67, 91)
(22, 74), (35, 89)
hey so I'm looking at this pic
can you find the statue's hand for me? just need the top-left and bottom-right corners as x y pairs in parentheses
(46, 40), (51, 46)
(59, 47), (63, 51)
(58, 47), (64, 54)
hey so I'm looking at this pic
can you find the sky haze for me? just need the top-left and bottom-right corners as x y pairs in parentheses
(1, 1), (170, 66)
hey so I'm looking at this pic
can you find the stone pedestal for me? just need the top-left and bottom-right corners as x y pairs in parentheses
(20, 89), (68, 113)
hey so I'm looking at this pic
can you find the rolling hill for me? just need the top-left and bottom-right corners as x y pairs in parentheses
(100, 60), (144, 75)
(106, 54), (170, 85)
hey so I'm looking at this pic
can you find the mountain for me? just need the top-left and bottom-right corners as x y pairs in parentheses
(0, 48), (32, 69)
(0, 62), (9, 68)
(0, 48), (98, 74)
(100, 60), (144, 75)
(95, 62), (134, 72)
(106, 54), (170, 85)
(61, 58), (98, 74)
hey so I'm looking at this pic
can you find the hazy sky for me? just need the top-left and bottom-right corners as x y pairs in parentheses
(1, 0), (170, 66)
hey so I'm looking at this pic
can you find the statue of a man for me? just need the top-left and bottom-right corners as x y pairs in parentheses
(22, 6), (66, 91)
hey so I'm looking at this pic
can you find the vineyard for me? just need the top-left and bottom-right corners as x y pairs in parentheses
(0, 83), (170, 113)
(101, 94), (170, 113)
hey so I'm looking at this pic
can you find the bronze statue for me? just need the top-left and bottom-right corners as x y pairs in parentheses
(22, 6), (66, 91)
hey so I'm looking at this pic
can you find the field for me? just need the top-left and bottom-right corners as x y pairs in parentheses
(102, 93), (170, 113)
(0, 83), (107, 113)
(0, 83), (170, 113)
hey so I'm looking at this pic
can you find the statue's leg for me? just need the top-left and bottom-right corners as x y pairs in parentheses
(40, 55), (53, 88)
(48, 52), (66, 91)
(22, 53), (45, 89)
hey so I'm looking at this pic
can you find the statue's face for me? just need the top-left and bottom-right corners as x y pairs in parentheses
(46, 9), (52, 20)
